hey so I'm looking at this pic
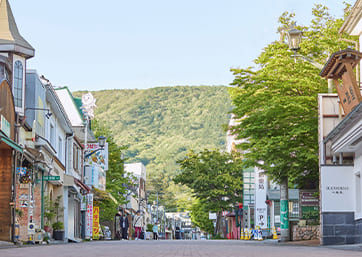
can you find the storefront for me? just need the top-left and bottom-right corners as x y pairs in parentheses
(0, 80), (23, 241)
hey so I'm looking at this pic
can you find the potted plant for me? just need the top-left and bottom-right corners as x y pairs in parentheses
(46, 195), (65, 240)
(43, 197), (56, 232)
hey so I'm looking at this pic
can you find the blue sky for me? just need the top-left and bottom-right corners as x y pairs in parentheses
(12, 0), (351, 91)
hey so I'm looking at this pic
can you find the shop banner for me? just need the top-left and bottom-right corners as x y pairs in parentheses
(93, 207), (100, 239)
(255, 167), (267, 229)
(85, 194), (93, 238)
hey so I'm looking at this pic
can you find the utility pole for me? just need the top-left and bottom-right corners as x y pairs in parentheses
(156, 192), (159, 221)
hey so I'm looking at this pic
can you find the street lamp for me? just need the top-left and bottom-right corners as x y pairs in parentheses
(286, 26), (302, 52)
(98, 136), (106, 148)
(84, 136), (107, 158)
(284, 24), (332, 92)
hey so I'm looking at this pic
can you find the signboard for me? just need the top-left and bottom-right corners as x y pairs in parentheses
(84, 143), (109, 171)
(80, 195), (87, 211)
(300, 191), (319, 206)
(254, 167), (267, 229)
(321, 165), (354, 212)
(0, 115), (10, 138)
(85, 194), (93, 238)
(43, 176), (60, 181)
(209, 213), (217, 220)
(337, 68), (362, 115)
(93, 207), (100, 239)
(301, 206), (319, 220)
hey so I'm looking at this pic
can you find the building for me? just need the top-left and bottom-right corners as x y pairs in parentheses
(0, 0), (34, 242)
(318, 1), (362, 244)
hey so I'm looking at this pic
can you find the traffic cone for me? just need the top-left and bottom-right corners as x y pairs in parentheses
(272, 226), (278, 240)
(240, 228), (245, 240)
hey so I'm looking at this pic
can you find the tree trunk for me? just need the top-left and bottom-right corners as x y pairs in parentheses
(214, 211), (221, 236)
(280, 178), (289, 241)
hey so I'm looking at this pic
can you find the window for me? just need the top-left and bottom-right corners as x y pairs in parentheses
(289, 200), (300, 219)
(13, 61), (23, 108)
(58, 137), (63, 160)
(73, 144), (81, 173)
(50, 123), (55, 146)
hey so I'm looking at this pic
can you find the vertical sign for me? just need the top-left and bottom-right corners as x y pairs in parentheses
(85, 194), (93, 238)
(254, 167), (267, 229)
(93, 207), (100, 240)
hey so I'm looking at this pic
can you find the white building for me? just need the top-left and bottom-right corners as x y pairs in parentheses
(318, 1), (362, 244)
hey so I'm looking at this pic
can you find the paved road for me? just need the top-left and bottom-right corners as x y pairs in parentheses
(1, 240), (362, 257)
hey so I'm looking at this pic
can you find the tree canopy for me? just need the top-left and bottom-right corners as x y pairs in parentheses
(229, 4), (356, 188)
(174, 149), (243, 234)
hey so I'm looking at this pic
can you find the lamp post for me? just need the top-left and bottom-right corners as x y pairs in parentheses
(285, 25), (334, 93)
(278, 24), (334, 242)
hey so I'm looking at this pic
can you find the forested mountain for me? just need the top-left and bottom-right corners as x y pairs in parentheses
(74, 86), (232, 208)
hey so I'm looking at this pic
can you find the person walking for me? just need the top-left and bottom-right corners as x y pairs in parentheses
(120, 212), (129, 240)
(152, 222), (159, 240)
(133, 211), (143, 240)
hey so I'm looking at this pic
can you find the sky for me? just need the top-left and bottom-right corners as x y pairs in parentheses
(11, 0), (352, 91)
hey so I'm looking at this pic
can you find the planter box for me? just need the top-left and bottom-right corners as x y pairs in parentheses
(53, 230), (65, 241)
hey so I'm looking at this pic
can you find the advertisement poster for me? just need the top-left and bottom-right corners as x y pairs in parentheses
(254, 167), (267, 229)
(84, 143), (108, 171)
(93, 207), (100, 239)
(85, 194), (93, 238)
(321, 165), (354, 212)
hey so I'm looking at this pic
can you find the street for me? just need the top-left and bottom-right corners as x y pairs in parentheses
(1, 240), (362, 257)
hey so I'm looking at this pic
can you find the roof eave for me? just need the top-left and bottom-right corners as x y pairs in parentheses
(0, 43), (34, 58)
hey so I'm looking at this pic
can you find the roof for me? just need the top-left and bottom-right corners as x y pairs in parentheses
(324, 101), (362, 143)
(339, 0), (362, 35)
(54, 87), (84, 127)
(320, 48), (362, 79)
(0, 0), (34, 58)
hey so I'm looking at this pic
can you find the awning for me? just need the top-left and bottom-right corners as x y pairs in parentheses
(75, 178), (90, 195)
(0, 135), (23, 153)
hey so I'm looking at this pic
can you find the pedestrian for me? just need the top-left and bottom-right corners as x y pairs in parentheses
(115, 211), (122, 240)
(152, 222), (159, 240)
(120, 212), (129, 240)
(133, 210), (143, 240)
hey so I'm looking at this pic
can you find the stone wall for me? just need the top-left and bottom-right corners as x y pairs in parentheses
(321, 212), (355, 245)
(292, 225), (320, 241)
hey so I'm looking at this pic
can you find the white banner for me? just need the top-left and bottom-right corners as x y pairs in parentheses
(209, 213), (217, 220)
(85, 194), (93, 238)
(321, 165), (354, 212)
(255, 167), (267, 229)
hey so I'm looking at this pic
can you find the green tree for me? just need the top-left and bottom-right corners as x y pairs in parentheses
(229, 4), (355, 241)
(190, 200), (214, 235)
(174, 149), (243, 235)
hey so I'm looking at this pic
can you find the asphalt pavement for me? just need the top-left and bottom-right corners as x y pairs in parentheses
(1, 239), (362, 257)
